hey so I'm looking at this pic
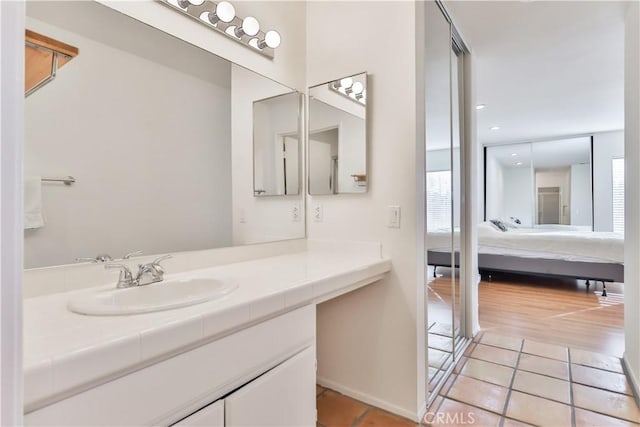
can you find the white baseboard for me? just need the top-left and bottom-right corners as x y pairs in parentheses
(317, 376), (419, 422)
(418, 401), (428, 424)
(623, 352), (640, 406)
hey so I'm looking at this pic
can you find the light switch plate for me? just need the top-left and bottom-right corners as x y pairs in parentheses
(239, 208), (246, 224)
(313, 204), (323, 222)
(388, 205), (401, 228)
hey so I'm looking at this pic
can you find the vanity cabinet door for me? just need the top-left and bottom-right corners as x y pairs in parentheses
(225, 346), (316, 427)
(174, 399), (224, 427)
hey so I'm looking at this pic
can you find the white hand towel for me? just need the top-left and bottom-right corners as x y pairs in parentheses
(24, 176), (45, 229)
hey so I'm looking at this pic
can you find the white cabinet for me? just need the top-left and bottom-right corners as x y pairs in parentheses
(225, 346), (315, 427)
(176, 346), (315, 427)
(175, 400), (224, 427)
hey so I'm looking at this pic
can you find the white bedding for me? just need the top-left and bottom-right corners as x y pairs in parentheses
(427, 223), (624, 264)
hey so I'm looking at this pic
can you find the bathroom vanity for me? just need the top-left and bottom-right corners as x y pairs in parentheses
(23, 240), (390, 425)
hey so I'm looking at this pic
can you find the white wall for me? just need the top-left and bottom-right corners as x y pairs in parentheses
(307, 1), (419, 419)
(593, 130), (624, 231)
(570, 163), (592, 226)
(503, 167), (533, 227)
(484, 152), (504, 222)
(1, 1), (26, 423)
(624, 0), (640, 398)
(24, 17), (232, 268)
(231, 65), (304, 244)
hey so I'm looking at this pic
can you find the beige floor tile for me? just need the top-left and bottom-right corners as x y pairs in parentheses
(460, 358), (514, 387)
(574, 407), (639, 427)
(429, 334), (455, 352)
(517, 353), (570, 380)
(522, 339), (568, 362)
(446, 375), (508, 414)
(427, 398), (500, 427)
(572, 363), (633, 395)
(439, 374), (457, 396)
(453, 357), (468, 375)
(317, 390), (368, 427)
(512, 370), (571, 404)
(506, 391), (572, 427)
(571, 348), (624, 373)
(358, 408), (417, 427)
(469, 343), (519, 367)
(480, 332), (523, 351)
(501, 418), (535, 427)
(573, 383), (640, 423)
(463, 343), (476, 357)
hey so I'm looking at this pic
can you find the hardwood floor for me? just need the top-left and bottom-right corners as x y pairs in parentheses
(428, 269), (625, 357)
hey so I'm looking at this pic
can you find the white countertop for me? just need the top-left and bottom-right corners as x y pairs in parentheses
(23, 241), (391, 412)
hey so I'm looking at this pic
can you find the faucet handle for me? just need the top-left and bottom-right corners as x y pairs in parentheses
(152, 254), (172, 265)
(105, 263), (135, 288)
(123, 250), (143, 259)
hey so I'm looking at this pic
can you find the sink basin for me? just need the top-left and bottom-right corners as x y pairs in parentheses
(67, 277), (238, 316)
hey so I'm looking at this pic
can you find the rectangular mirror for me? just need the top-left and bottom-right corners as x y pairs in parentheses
(484, 136), (593, 230)
(24, 1), (304, 269)
(253, 92), (302, 196)
(308, 73), (367, 195)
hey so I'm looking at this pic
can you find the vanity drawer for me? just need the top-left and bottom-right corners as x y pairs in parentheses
(25, 304), (316, 426)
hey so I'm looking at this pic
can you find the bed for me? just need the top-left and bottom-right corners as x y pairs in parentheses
(427, 222), (624, 294)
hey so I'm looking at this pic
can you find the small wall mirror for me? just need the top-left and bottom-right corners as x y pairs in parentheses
(253, 92), (302, 196)
(308, 72), (367, 195)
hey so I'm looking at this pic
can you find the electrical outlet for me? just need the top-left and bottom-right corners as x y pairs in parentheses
(313, 204), (323, 222)
(292, 203), (301, 222)
(388, 205), (401, 228)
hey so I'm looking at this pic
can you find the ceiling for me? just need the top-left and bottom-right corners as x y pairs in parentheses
(488, 136), (591, 169)
(446, 1), (626, 145)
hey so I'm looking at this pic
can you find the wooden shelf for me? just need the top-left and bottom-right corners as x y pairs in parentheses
(25, 29), (79, 96)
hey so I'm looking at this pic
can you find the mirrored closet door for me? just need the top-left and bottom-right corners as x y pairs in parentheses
(425, 0), (470, 402)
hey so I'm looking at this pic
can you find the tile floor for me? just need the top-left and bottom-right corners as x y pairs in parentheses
(428, 332), (640, 426)
(316, 332), (640, 427)
(316, 386), (417, 427)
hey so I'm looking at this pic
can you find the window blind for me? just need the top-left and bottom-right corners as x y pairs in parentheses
(612, 158), (624, 233)
(427, 171), (452, 231)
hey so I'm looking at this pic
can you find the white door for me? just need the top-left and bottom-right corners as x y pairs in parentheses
(174, 399), (224, 427)
(225, 347), (316, 427)
(309, 139), (332, 194)
(283, 136), (299, 195)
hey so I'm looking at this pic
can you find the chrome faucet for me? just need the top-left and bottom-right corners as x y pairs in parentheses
(76, 253), (113, 263)
(105, 254), (172, 288)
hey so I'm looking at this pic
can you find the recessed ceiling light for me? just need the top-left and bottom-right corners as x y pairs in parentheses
(490, 126), (501, 131)
(511, 153), (517, 156)
(476, 104), (486, 110)
(516, 162), (523, 166)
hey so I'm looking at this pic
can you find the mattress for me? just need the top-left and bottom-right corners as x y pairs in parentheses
(427, 222), (624, 264)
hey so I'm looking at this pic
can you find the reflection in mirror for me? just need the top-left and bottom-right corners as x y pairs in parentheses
(308, 73), (367, 195)
(253, 92), (302, 196)
(485, 136), (593, 230)
(24, 1), (304, 269)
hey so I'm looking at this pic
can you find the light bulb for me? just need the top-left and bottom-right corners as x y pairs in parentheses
(340, 77), (353, 89)
(235, 16), (259, 37)
(258, 30), (281, 49)
(177, 0), (204, 8)
(352, 82), (364, 94)
(208, 1), (235, 24)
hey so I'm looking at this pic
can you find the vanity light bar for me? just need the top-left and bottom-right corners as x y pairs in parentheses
(330, 78), (367, 105)
(161, 0), (281, 59)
